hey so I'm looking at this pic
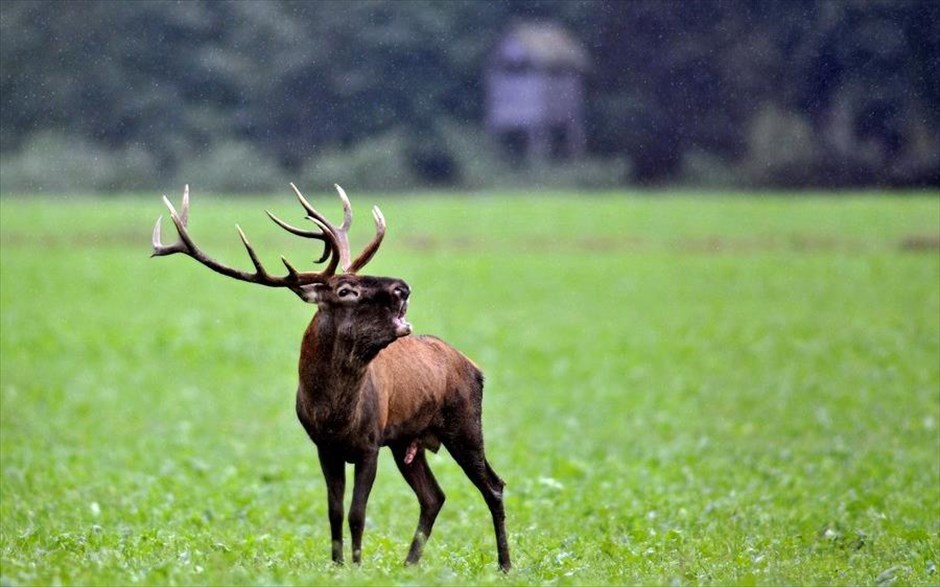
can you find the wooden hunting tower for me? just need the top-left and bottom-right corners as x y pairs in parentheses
(485, 21), (589, 164)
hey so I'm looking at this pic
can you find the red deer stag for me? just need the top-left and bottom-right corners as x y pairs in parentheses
(151, 184), (511, 571)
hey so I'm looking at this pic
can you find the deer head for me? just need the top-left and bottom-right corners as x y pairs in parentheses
(152, 183), (412, 344)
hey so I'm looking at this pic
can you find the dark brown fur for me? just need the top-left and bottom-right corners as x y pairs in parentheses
(295, 275), (511, 571)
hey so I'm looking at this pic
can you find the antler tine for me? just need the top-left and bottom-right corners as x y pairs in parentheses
(265, 210), (325, 239)
(347, 205), (387, 274)
(236, 224), (270, 278)
(333, 184), (353, 231)
(302, 215), (341, 276)
(289, 182), (331, 227)
(179, 183), (190, 225)
(151, 185), (335, 292)
(265, 209), (332, 264)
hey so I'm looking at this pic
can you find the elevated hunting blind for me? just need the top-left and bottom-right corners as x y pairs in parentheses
(485, 21), (589, 164)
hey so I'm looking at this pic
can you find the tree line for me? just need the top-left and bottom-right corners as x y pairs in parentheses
(1, 0), (938, 193)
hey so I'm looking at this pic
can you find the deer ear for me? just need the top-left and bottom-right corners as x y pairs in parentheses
(292, 282), (330, 304)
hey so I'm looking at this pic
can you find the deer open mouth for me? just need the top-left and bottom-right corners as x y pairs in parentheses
(394, 299), (412, 337)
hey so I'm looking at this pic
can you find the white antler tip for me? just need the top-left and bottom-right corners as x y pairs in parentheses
(372, 205), (386, 227)
(180, 185), (191, 224)
(151, 215), (163, 247)
(161, 194), (178, 217)
(334, 184), (352, 229)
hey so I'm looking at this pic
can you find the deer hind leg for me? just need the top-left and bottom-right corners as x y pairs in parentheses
(391, 441), (446, 565)
(444, 438), (512, 572)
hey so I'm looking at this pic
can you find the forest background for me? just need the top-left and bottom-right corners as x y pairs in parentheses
(2, 0), (938, 194)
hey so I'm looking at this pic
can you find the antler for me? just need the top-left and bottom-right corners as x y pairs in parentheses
(151, 185), (340, 292)
(266, 183), (386, 274)
(152, 183), (387, 297)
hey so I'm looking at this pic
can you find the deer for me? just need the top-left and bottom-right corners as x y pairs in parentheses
(151, 184), (511, 572)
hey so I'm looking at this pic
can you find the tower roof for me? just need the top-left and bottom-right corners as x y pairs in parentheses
(493, 21), (589, 72)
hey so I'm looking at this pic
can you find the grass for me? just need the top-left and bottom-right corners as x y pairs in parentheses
(1, 189), (938, 585)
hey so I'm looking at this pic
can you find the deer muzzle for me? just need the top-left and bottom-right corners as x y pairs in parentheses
(394, 298), (412, 337)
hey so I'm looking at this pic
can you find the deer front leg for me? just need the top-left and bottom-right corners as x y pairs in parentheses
(317, 446), (346, 565)
(348, 450), (379, 564)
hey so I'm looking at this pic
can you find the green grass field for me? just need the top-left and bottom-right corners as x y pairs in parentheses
(1, 190), (938, 586)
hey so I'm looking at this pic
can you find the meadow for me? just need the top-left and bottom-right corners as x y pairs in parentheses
(1, 190), (938, 586)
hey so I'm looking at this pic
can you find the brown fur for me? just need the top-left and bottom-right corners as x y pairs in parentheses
(294, 276), (511, 571)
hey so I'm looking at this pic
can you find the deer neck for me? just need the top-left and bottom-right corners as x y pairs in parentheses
(298, 313), (372, 418)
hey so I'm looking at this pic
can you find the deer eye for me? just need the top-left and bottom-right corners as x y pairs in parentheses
(337, 287), (358, 298)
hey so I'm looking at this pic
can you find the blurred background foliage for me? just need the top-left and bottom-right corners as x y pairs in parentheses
(1, 0), (938, 193)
